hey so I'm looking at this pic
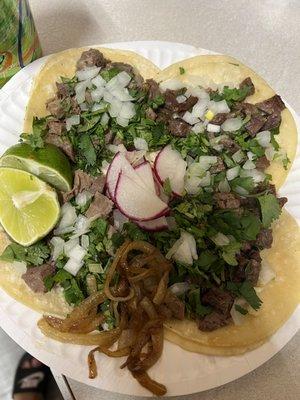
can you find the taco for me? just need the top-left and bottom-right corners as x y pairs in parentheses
(0, 47), (299, 395)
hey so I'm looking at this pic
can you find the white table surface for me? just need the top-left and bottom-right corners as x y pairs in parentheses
(8, 0), (300, 398)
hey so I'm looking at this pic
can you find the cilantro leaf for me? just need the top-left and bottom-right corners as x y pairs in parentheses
(221, 240), (241, 266)
(179, 67), (185, 75)
(187, 288), (212, 317)
(258, 194), (281, 228)
(20, 117), (47, 149)
(227, 281), (262, 310)
(78, 133), (97, 166)
(163, 178), (172, 196)
(0, 242), (50, 266)
(235, 304), (248, 315)
(123, 222), (149, 241)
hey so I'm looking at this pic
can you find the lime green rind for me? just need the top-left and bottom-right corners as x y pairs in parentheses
(0, 143), (73, 192)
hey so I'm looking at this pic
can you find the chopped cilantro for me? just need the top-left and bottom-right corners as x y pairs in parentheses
(235, 304), (248, 315)
(100, 67), (120, 82)
(78, 133), (97, 166)
(187, 288), (212, 317)
(179, 67), (185, 75)
(227, 281), (262, 310)
(0, 241), (50, 266)
(258, 194), (281, 228)
(163, 178), (172, 196)
(123, 222), (149, 241)
(221, 240), (241, 266)
(20, 117), (47, 149)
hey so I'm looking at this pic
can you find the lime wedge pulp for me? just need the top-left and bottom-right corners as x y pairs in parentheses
(0, 167), (60, 246)
(0, 143), (73, 192)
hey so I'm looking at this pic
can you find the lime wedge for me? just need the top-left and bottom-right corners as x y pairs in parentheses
(0, 143), (73, 192)
(0, 167), (60, 246)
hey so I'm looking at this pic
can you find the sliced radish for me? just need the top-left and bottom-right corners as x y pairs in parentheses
(154, 145), (187, 196)
(106, 152), (150, 199)
(115, 173), (169, 221)
(136, 216), (168, 232)
(134, 162), (156, 194)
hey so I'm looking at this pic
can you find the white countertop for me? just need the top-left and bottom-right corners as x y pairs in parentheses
(27, 1), (300, 398)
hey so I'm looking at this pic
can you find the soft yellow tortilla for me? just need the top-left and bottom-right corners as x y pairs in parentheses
(0, 232), (72, 317)
(23, 46), (160, 132)
(1, 48), (298, 355)
(157, 55), (298, 190)
(164, 210), (300, 355)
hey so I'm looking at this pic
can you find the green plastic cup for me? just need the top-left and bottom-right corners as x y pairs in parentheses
(0, 0), (42, 88)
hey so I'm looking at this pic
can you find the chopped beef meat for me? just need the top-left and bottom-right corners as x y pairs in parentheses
(73, 170), (105, 195)
(210, 157), (225, 173)
(198, 311), (232, 331)
(163, 291), (185, 320)
(214, 192), (241, 209)
(105, 129), (114, 144)
(239, 77), (255, 96)
(56, 82), (71, 99)
(210, 113), (228, 125)
(164, 89), (197, 113)
(70, 97), (81, 115)
(202, 287), (234, 315)
(47, 120), (65, 135)
(85, 192), (113, 219)
(278, 196), (288, 208)
(245, 258), (261, 286)
(45, 134), (75, 161)
(256, 156), (270, 171)
(235, 102), (258, 116)
(22, 263), (55, 293)
(245, 114), (266, 136)
(219, 136), (240, 153)
(109, 62), (144, 88)
(156, 108), (173, 125)
(145, 107), (157, 120)
(168, 118), (191, 137)
(76, 49), (108, 70)
(46, 98), (65, 119)
(263, 113), (281, 130)
(256, 95), (285, 115)
(156, 304), (173, 320)
(146, 79), (161, 101)
(256, 228), (273, 249)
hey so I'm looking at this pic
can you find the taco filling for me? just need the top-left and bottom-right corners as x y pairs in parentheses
(0, 48), (298, 396)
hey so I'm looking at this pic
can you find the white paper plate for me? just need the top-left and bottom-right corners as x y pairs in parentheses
(0, 41), (299, 397)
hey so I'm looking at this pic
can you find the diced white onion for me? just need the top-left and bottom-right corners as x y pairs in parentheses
(243, 160), (256, 170)
(192, 122), (205, 134)
(191, 99), (209, 119)
(91, 74), (106, 88)
(113, 209), (129, 231)
(50, 237), (65, 260)
(159, 79), (186, 91)
(176, 95), (187, 103)
(182, 111), (199, 125)
(240, 168), (265, 183)
(57, 203), (77, 230)
(66, 115), (80, 131)
(232, 150), (244, 164)
(109, 98), (122, 117)
(53, 226), (74, 236)
(110, 87), (133, 102)
(119, 102), (135, 119)
(211, 232), (230, 246)
(91, 103), (105, 112)
(209, 100), (230, 114)
(91, 87), (105, 102)
(186, 87), (210, 101)
(116, 116), (129, 127)
(166, 231), (198, 266)
(265, 146), (275, 161)
(75, 80), (90, 104)
(221, 117), (243, 132)
(218, 179), (231, 193)
(116, 71), (132, 87)
(256, 130), (271, 148)
(67, 244), (86, 262)
(81, 235), (89, 250)
(80, 102), (89, 111)
(76, 66), (101, 81)
(207, 123), (221, 133)
(226, 165), (240, 181)
(75, 190), (92, 207)
(134, 137), (148, 151)
(258, 260), (276, 286)
(64, 238), (79, 257)
(169, 282), (190, 296)
(103, 90), (115, 103)
(198, 156), (218, 171)
(70, 214), (92, 238)
(100, 112), (109, 126)
(247, 151), (255, 161)
(64, 258), (84, 276)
